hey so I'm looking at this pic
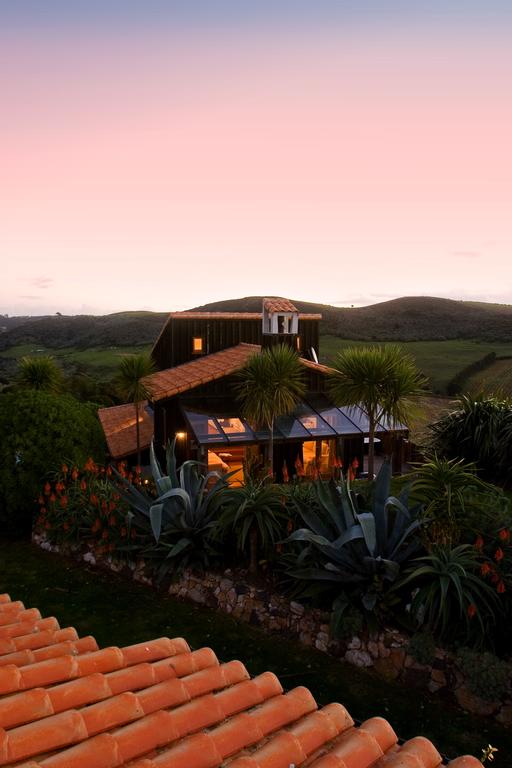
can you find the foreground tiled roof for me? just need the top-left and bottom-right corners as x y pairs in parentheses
(263, 298), (298, 314)
(98, 402), (154, 459)
(143, 344), (261, 402)
(0, 593), (479, 768)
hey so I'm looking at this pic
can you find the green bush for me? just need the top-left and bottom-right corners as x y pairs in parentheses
(408, 631), (436, 666)
(0, 390), (105, 536)
(456, 648), (511, 702)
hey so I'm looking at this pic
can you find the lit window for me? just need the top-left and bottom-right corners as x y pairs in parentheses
(296, 335), (301, 350)
(192, 337), (203, 353)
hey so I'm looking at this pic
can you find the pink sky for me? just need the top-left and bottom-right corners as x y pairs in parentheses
(1, 23), (511, 315)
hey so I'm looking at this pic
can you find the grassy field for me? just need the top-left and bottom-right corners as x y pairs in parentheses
(320, 336), (512, 394)
(466, 358), (512, 397)
(0, 343), (152, 379)
(1, 540), (511, 763)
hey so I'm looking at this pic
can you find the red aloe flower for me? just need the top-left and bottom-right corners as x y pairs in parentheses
(495, 548), (504, 562)
(497, 581), (506, 594)
(498, 529), (510, 542)
(474, 535), (484, 551)
(480, 562), (492, 576)
(467, 603), (477, 619)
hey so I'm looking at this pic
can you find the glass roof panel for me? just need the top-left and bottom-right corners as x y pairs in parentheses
(275, 414), (310, 439)
(293, 401), (336, 437)
(305, 394), (363, 435)
(345, 406), (387, 433)
(215, 417), (255, 443)
(182, 409), (227, 445)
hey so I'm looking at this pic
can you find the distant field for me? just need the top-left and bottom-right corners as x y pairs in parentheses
(319, 336), (512, 394)
(466, 357), (512, 397)
(0, 344), (152, 380)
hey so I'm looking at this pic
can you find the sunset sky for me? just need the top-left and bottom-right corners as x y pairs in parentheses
(2, 1), (511, 316)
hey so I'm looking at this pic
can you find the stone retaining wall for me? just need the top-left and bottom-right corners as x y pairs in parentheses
(33, 533), (512, 726)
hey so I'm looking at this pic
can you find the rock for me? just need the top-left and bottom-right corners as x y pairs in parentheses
(431, 669), (447, 687)
(347, 636), (362, 650)
(496, 704), (512, 727)
(290, 601), (305, 617)
(389, 647), (406, 672)
(374, 656), (400, 680)
(367, 640), (379, 659)
(188, 587), (206, 605)
(220, 579), (234, 591)
(455, 686), (500, 716)
(83, 552), (96, 565)
(315, 638), (328, 652)
(345, 649), (373, 668)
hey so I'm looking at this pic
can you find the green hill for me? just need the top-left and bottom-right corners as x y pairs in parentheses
(192, 295), (512, 342)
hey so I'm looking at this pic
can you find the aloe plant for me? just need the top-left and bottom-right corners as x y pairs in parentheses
(111, 440), (234, 572)
(285, 459), (423, 624)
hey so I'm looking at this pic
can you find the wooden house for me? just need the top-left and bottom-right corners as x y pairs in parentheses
(98, 298), (407, 481)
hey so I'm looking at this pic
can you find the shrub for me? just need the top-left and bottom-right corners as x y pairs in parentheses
(408, 631), (436, 666)
(456, 648), (511, 702)
(34, 459), (139, 558)
(0, 390), (106, 536)
(398, 544), (500, 645)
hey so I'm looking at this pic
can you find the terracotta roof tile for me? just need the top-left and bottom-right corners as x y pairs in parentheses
(164, 311), (321, 320)
(98, 402), (154, 460)
(0, 594), (480, 768)
(143, 344), (261, 402)
(263, 298), (298, 313)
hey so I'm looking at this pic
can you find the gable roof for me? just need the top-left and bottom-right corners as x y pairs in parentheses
(263, 298), (298, 313)
(98, 401), (154, 459)
(143, 345), (336, 403)
(0, 592), (479, 768)
(143, 344), (261, 402)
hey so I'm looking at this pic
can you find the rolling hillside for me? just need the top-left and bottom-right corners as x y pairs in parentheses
(192, 295), (512, 342)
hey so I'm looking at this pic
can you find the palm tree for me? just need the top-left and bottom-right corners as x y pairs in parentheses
(116, 353), (156, 468)
(235, 344), (306, 477)
(18, 355), (62, 393)
(328, 345), (425, 478)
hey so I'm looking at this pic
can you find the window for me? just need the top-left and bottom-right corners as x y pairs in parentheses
(192, 337), (203, 354)
(296, 335), (301, 351)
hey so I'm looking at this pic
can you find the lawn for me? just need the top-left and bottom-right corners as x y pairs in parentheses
(320, 336), (512, 394)
(466, 357), (512, 397)
(1, 540), (511, 763)
(0, 343), (151, 379)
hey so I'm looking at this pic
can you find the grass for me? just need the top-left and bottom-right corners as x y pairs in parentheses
(0, 344), (151, 378)
(466, 358), (512, 397)
(1, 540), (511, 763)
(320, 336), (512, 394)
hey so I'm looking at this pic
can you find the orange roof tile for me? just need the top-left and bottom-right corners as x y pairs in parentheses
(98, 402), (154, 460)
(143, 344), (261, 402)
(263, 297), (298, 313)
(165, 311), (321, 320)
(0, 593), (480, 768)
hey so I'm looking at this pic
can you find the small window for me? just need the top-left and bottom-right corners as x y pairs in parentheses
(192, 337), (204, 353)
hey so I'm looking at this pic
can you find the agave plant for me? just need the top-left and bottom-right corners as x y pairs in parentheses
(111, 440), (234, 572)
(285, 459), (423, 626)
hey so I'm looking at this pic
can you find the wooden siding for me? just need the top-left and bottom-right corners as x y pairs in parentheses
(152, 316), (320, 370)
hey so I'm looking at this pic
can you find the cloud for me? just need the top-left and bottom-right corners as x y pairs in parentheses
(18, 294), (40, 300)
(27, 276), (53, 289)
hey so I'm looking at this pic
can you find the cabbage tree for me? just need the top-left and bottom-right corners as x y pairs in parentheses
(328, 345), (425, 478)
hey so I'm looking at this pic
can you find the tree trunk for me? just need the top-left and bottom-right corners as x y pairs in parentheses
(249, 526), (259, 574)
(368, 414), (375, 479)
(267, 416), (275, 479)
(135, 401), (141, 470)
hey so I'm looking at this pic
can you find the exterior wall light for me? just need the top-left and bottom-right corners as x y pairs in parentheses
(175, 432), (187, 440)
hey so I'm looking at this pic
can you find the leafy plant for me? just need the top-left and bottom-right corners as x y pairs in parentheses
(428, 393), (512, 485)
(456, 648), (510, 702)
(284, 458), (423, 626)
(216, 475), (288, 574)
(328, 345), (426, 477)
(111, 440), (231, 573)
(235, 344), (306, 475)
(412, 456), (508, 547)
(397, 544), (500, 644)
(0, 390), (106, 537)
(407, 631), (436, 666)
(17, 355), (63, 393)
(115, 353), (156, 467)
